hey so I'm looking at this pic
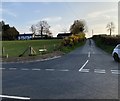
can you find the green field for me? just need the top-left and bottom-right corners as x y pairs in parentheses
(2, 39), (86, 58)
(2, 39), (62, 57)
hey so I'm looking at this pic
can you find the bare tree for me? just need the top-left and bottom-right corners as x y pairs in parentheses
(47, 30), (53, 37)
(30, 24), (36, 37)
(106, 22), (115, 36)
(36, 21), (50, 38)
(30, 20), (51, 38)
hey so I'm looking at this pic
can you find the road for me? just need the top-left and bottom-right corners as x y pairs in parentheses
(1, 39), (120, 100)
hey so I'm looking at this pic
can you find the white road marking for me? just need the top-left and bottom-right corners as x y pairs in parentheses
(79, 60), (89, 71)
(80, 69), (89, 73)
(0, 94), (30, 100)
(3, 66), (120, 75)
(0, 68), (5, 70)
(59, 69), (69, 72)
(112, 72), (120, 75)
(94, 69), (105, 71)
(88, 52), (90, 58)
(45, 69), (55, 71)
(32, 68), (41, 71)
(111, 70), (119, 72)
(9, 68), (17, 70)
(41, 56), (61, 61)
(21, 68), (29, 71)
(94, 69), (106, 74)
(111, 70), (120, 75)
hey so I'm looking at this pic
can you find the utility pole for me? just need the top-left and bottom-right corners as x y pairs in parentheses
(92, 29), (94, 37)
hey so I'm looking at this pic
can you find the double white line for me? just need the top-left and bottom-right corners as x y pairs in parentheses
(111, 70), (120, 74)
(94, 69), (106, 74)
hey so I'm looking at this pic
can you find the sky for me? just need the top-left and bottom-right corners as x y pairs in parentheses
(1, 2), (118, 37)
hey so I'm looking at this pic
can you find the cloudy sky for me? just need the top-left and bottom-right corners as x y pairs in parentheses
(1, 2), (118, 37)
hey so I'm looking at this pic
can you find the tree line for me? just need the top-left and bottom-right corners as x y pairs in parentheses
(0, 19), (115, 41)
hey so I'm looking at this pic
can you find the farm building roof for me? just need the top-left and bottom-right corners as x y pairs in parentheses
(19, 33), (33, 36)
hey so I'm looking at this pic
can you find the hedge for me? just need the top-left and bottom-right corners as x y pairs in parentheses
(92, 35), (120, 46)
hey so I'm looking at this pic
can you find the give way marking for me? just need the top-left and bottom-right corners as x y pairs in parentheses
(0, 94), (30, 100)
(79, 60), (89, 72)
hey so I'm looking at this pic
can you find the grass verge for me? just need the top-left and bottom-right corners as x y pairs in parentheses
(94, 40), (115, 54)
(60, 41), (85, 53)
(2, 40), (85, 62)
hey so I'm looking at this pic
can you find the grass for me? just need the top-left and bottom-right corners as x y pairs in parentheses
(2, 39), (85, 57)
(2, 39), (62, 57)
(60, 41), (85, 53)
(94, 40), (115, 54)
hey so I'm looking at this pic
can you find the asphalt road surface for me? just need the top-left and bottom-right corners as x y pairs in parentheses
(1, 39), (120, 100)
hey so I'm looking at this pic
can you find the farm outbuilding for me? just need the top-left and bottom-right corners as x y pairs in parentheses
(18, 33), (33, 40)
(57, 32), (72, 39)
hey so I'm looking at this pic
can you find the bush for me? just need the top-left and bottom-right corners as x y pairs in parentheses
(62, 33), (85, 47)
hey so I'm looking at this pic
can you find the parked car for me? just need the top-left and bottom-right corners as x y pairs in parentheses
(112, 44), (120, 62)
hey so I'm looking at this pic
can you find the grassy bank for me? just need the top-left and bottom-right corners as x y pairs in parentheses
(60, 41), (85, 53)
(92, 35), (118, 54)
(94, 40), (115, 54)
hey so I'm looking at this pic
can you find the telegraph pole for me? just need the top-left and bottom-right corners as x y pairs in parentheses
(92, 29), (94, 37)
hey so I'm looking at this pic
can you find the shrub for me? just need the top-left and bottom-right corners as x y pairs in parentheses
(62, 32), (85, 46)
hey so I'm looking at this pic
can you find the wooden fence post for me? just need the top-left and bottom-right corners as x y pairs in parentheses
(29, 46), (32, 55)
(2, 47), (5, 56)
(29, 46), (36, 56)
(6, 54), (8, 58)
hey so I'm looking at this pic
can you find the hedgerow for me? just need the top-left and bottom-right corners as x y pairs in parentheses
(92, 35), (120, 46)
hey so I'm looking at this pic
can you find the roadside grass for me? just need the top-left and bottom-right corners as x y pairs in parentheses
(94, 40), (115, 54)
(60, 41), (85, 53)
(2, 39), (85, 57)
(2, 39), (62, 57)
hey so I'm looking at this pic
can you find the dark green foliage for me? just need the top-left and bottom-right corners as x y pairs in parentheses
(93, 35), (120, 46)
(60, 40), (85, 53)
(92, 35), (120, 54)
(1, 21), (19, 41)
